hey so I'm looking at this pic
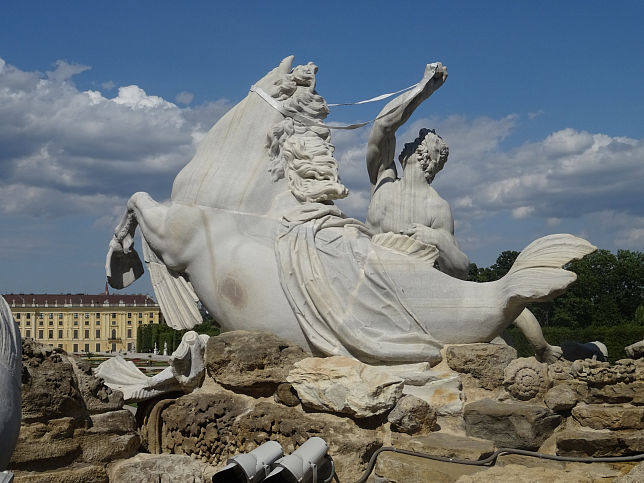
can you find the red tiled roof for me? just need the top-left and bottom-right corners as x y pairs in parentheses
(2, 293), (158, 307)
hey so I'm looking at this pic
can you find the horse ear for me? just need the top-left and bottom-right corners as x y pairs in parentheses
(278, 55), (294, 74)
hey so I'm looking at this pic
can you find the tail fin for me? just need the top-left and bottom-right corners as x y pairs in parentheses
(502, 234), (596, 308)
(0, 296), (22, 379)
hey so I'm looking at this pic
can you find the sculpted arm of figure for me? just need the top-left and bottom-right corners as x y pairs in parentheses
(403, 201), (470, 280)
(367, 63), (448, 187)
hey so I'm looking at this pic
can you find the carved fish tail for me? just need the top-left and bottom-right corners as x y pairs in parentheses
(0, 297), (21, 380)
(501, 234), (597, 312)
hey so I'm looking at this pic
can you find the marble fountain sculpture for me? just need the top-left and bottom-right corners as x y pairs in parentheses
(96, 331), (209, 402)
(106, 57), (595, 366)
(0, 294), (21, 478)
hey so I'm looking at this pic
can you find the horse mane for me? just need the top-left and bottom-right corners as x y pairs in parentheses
(266, 62), (348, 203)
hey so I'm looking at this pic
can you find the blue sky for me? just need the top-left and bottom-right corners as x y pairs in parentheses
(1, 0), (643, 297)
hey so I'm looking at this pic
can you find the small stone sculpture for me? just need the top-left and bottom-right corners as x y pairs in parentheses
(106, 57), (595, 367)
(96, 331), (209, 402)
(503, 357), (549, 401)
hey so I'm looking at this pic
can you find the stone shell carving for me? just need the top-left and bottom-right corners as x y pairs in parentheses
(503, 357), (549, 401)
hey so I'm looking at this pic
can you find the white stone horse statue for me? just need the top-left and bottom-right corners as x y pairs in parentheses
(106, 56), (594, 365)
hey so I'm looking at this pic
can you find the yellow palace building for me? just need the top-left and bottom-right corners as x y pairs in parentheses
(3, 291), (163, 353)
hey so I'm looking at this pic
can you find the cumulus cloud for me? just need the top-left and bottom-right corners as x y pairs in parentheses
(0, 57), (232, 218)
(175, 91), (194, 105)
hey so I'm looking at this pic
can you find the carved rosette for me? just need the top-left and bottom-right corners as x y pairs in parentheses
(503, 357), (549, 401)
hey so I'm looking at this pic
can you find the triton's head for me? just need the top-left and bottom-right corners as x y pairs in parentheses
(399, 128), (449, 183)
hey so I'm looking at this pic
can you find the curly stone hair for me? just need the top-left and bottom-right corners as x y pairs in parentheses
(399, 128), (449, 183)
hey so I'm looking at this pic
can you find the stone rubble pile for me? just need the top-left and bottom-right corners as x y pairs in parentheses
(8, 332), (644, 482)
(8, 339), (140, 483)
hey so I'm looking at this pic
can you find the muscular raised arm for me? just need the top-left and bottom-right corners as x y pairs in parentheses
(366, 63), (448, 187)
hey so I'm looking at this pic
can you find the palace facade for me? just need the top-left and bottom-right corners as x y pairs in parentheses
(3, 293), (163, 353)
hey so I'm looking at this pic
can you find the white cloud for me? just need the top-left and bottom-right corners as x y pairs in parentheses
(0, 57), (232, 218)
(46, 60), (91, 83)
(175, 91), (194, 105)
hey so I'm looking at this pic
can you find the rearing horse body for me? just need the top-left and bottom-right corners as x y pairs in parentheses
(109, 56), (309, 345)
(107, 57), (594, 365)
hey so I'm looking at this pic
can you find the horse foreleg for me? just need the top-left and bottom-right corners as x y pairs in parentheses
(107, 192), (171, 288)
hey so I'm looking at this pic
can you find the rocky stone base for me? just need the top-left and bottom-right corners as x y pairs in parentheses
(8, 340), (140, 481)
(9, 333), (644, 482)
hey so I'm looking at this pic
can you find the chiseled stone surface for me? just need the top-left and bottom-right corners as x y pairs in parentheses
(287, 356), (404, 418)
(391, 432), (495, 461)
(556, 427), (644, 457)
(387, 395), (436, 434)
(375, 433), (494, 483)
(571, 403), (644, 430)
(625, 340), (644, 360)
(446, 344), (518, 390)
(464, 399), (562, 450)
(375, 451), (485, 483)
(12, 464), (108, 483)
(589, 382), (639, 404)
(89, 409), (136, 434)
(454, 463), (596, 483)
(402, 369), (464, 416)
(273, 383), (300, 407)
(614, 461), (644, 482)
(206, 330), (307, 397)
(107, 454), (214, 483)
(544, 383), (580, 412)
